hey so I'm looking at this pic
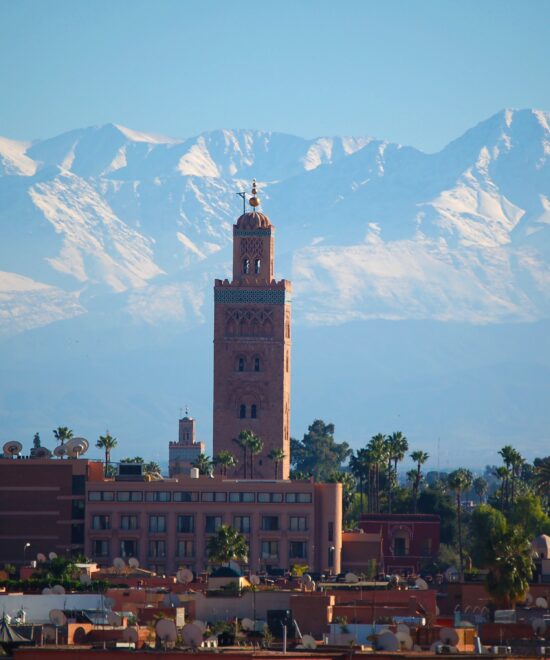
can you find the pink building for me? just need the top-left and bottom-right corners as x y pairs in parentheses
(168, 414), (205, 477)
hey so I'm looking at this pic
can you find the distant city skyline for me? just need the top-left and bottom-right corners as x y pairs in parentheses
(1, 0), (549, 152)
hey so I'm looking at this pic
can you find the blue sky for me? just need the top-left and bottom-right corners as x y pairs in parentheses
(1, 0), (549, 152)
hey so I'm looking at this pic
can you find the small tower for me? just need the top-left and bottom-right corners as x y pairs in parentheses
(213, 181), (291, 479)
(168, 411), (205, 477)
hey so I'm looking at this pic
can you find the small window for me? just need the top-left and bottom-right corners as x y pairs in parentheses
(239, 404), (246, 419)
(243, 258), (250, 274)
(297, 493), (312, 503)
(229, 492), (255, 503)
(254, 258), (261, 274)
(261, 516), (279, 531)
(201, 492), (226, 502)
(254, 357), (260, 372)
(289, 541), (307, 559)
(92, 515), (110, 530)
(149, 515), (166, 533)
(177, 515), (195, 533)
(120, 539), (138, 558)
(289, 516), (307, 531)
(120, 515), (138, 530)
(173, 491), (198, 502)
(238, 357), (245, 372)
(205, 516), (222, 533)
(177, 540), (194, 558)
(149, 540), (166, 558)
(233, 516), (251, 533)
(261, 540), (279, 560)
(251, 404), (257, 419)
(92, 540), (109, 557)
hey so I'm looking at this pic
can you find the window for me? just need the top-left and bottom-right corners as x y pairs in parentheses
(243, 258), (250, 274)
(92, 515), (110, 530)
(238, 357), (245, 372)
(89, 491), (114, 501)
(149, 515), (166, 533)
(177, 515), (194, 533)
(254, 357), (260, 372)
(239, 404), (246, 419)
(173, 491), (198, 502)
(72, 475), (85, 495)
(201, 492), (226, 502)
(261, 540), (279, 560)
(258, 492), (283, 503)
(289, 516), (307, 531)
(177, 540), (194, 558)
(120, 515), (138, 530)
(251, 404), (257, 419)
(289, 541), (307, 559)
(205, 516), (222, 533)
(117, 491), (142, 502)
(393, 536), (408, 556)
(254, 258), (261, 274)
(92, 540), (109, 557)
(233, 516), (251, 533)
(120, 540), (138, 558)
(261, 516), (279, 531)
(71, 524), (84, 545)
(228, 492), (255, 503)
(149, 540), (166, 558)
(72, 499), (85, 519)
(297, 493), (312, 503)
(145, 491), (171, 502)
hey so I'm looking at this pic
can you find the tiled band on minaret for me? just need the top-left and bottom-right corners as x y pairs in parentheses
(213, 182), (291, 479)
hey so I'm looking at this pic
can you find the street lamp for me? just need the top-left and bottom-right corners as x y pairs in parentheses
(23, 542), (31, 564)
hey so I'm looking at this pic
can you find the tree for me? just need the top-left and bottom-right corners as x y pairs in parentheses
(469, 505), (508, 568)
(350, 448), (371, 514)
(248, 434), (264, 479)
(410, 450), (429, 513)
(386, 432), (408, 513)
(534, 457), (550, 499)
(96, 433), (117, 476)
(193, 453), (213, 476)
(473, 476), (488, 505)
(267, 448), (286, 479)
(290, 420), (351, 482)
(235, 430), (254, 479)
(493, 466), (510, 510)
(507, 494), (550, 538)
(448, 468), (473, 580)
(53, 426), (73, 447)
(206, 525), (248, 565)
(366, 434), (388, 513)
(143, 461), (161, 477)
(485, 527), (534, 609)
(498, 445), (523, 507)
(214, 450), (237, 477)
(33, 433), (41, 448)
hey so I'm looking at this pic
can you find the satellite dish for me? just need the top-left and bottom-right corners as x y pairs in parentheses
(79, 573), (91, 585)
(532, 618), (547, 635)
(241, 618), (254, 631)
(445, 567), (459, 582)
(37, 553), (47, 563)
(48, 551), (58, 560)
(181, 623), (203, 647)
(66, 437), (89, 457)
(535, 597), (548, 608)
(123, 627), (138, 643)
(302, 634), (317, 649)
(52, 584), (65, 594)
(156, 619), (177, 643)
(345, 572), (359, 583)
(415, 577), (429, 590)
(107, 612), (122, 627)
(396, 631), (414, 651)
(250, 574), (260, 586)
(192, 620), (207, 633)
(43, 625), (56, 643)
(376, 631), (400, 652)
(176, 568), (193, 584)
(53, 445), (67, 458)
(34, 447), (52, 459)
(42, 587), (52, 595)
(128, 557), (140, 569)
(49, 609), (67, 626)
(397, 623), (410, 634)
(113, 557), (126, 571)
(3, 441), (22, 457)
(440, 628), (460, 645)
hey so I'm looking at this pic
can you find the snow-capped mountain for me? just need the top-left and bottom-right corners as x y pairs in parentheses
(1, 109), (549, 464)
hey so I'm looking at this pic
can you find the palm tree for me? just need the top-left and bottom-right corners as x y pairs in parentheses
(248, 434), (264, 479)
(53, 426), (73, 447)
(385, 432), (408, 513)
(493, 466), (510, 510)
(410, 450), (429, 513)
(498, 445), (523, 507)
(350, 448), (371, 514)
(473, 476), (488, 504)
(96, 432), (117, 476)
(448, 468), (473, 581)
(214, 450), (237, 477)
(206, 524), (248, 566)
(367, 434), (387, 513)
(193, 453), (213, 476)
(268, 448), (286, 479)
(534, 457), (550, 496)
(143, 461), (161, 477)
(235, 430), (254, 479)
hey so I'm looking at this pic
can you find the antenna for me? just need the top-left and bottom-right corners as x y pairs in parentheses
(49, 609), (67, 627)
(241, 618), (254, 631)
(48, 552), (58, 560)
(236, 191), (246, 214)
(181, 623), (203, 647)
(535, 597), (548, 608)
(301, 635), (317, 649)
(36, 553), (47, 563)
(107, 612), (122, 627)
(156, 619), (177, 645)
(52, 585), (65, 595)
(396, 631), (414, 650)
(128, 557), (140, 569)
(3, 441), (22, 457)
(123, 627), (138, 644)
(65, 437), (89, 458)
(113, 557), (126, 573)
(53, 445), (67, 458)
(176, 568), (193, 584)
(440, 628), (460, 646)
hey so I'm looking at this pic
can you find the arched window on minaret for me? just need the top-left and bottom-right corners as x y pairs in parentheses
(254, 258), (261, 274)
(243, 258), (250, 274)
(238, 357), (245, 372)
(239, 404), (246, 419)
(251, 404), (257, 419)
(254, 357), (260, 372)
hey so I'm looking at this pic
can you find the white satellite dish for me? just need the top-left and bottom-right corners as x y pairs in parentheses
(53, 445), (67, 458)
(37, 552), (47, 563)
(48, 552), (58, 560)
(396, 631), (414, 650)
(49, 609), (67, 626)
(42, 587), (52, 595)
(107, 612), (122, 627)
(128, 557), (140, 569)
(122, 627), (138, 643)
(156, 619), (177, 643)
(3, 441), (22, 457)
(345, 572), (359, 583)
(66, 437), (89, 457)
(34, 447), (52, 458)
(192, 620), (207, 633)
(181, 623), (203, 647)
(376, 631), (400, 652)
(42, 625), (56, 643)
(445, 567), (459, 582)
(440, 628), (460, 645)
(176, 568), (193, 584)
(52, 584), (65, 594)
(532, 618), (547, 635)
(535, 597), (548, 608)
(397, 623), (410, 634)
(250, 574), (260, 586)
(302, 634), (317, 649)
(113, 557), (126, 571)
(241, 618), (254, 631)
(79, 573), (91, 585)
(415, 577), (429, 590)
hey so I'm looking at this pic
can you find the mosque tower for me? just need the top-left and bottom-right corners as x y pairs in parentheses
(213, 181), (291, 479)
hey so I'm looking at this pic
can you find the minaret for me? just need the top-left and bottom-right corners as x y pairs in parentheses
(213, 181), (291, 479)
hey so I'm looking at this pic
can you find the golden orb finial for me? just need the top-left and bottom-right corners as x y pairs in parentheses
(249, 178), (260, 208)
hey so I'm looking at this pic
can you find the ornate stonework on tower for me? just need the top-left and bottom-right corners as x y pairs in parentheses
(213, 182), (291, 479)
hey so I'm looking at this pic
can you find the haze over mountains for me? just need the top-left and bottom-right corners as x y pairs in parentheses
(1, 109), (549, 467)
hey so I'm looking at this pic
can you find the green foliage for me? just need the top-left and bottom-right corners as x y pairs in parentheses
(193, 452), (213, 476)
(267, 448), (286, 479)
(327, 471), (357, 525)
(96, 432), (117, 476)
(507, 494), (550, 538)
(53, 426), (73, 446)
(417, 487), (456, 545)
(422, 543), (461, 573)
(290, 420), (351, 482)
(469, 505), (508, 568)
(291, 564), (309, 576)
(214, 450), (237, 477)
(206, 524), (248, 565)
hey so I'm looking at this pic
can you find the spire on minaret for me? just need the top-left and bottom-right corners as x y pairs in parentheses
(249, 178), (260, 209)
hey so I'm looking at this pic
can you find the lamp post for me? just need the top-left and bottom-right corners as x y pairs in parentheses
(23, 542), (31, 565)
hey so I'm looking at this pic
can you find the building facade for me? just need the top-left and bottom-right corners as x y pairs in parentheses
(213, 183), (291, 479)
(168, 415), (205, 477)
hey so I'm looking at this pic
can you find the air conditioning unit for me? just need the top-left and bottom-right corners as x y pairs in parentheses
(491, 646), (511, 655)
